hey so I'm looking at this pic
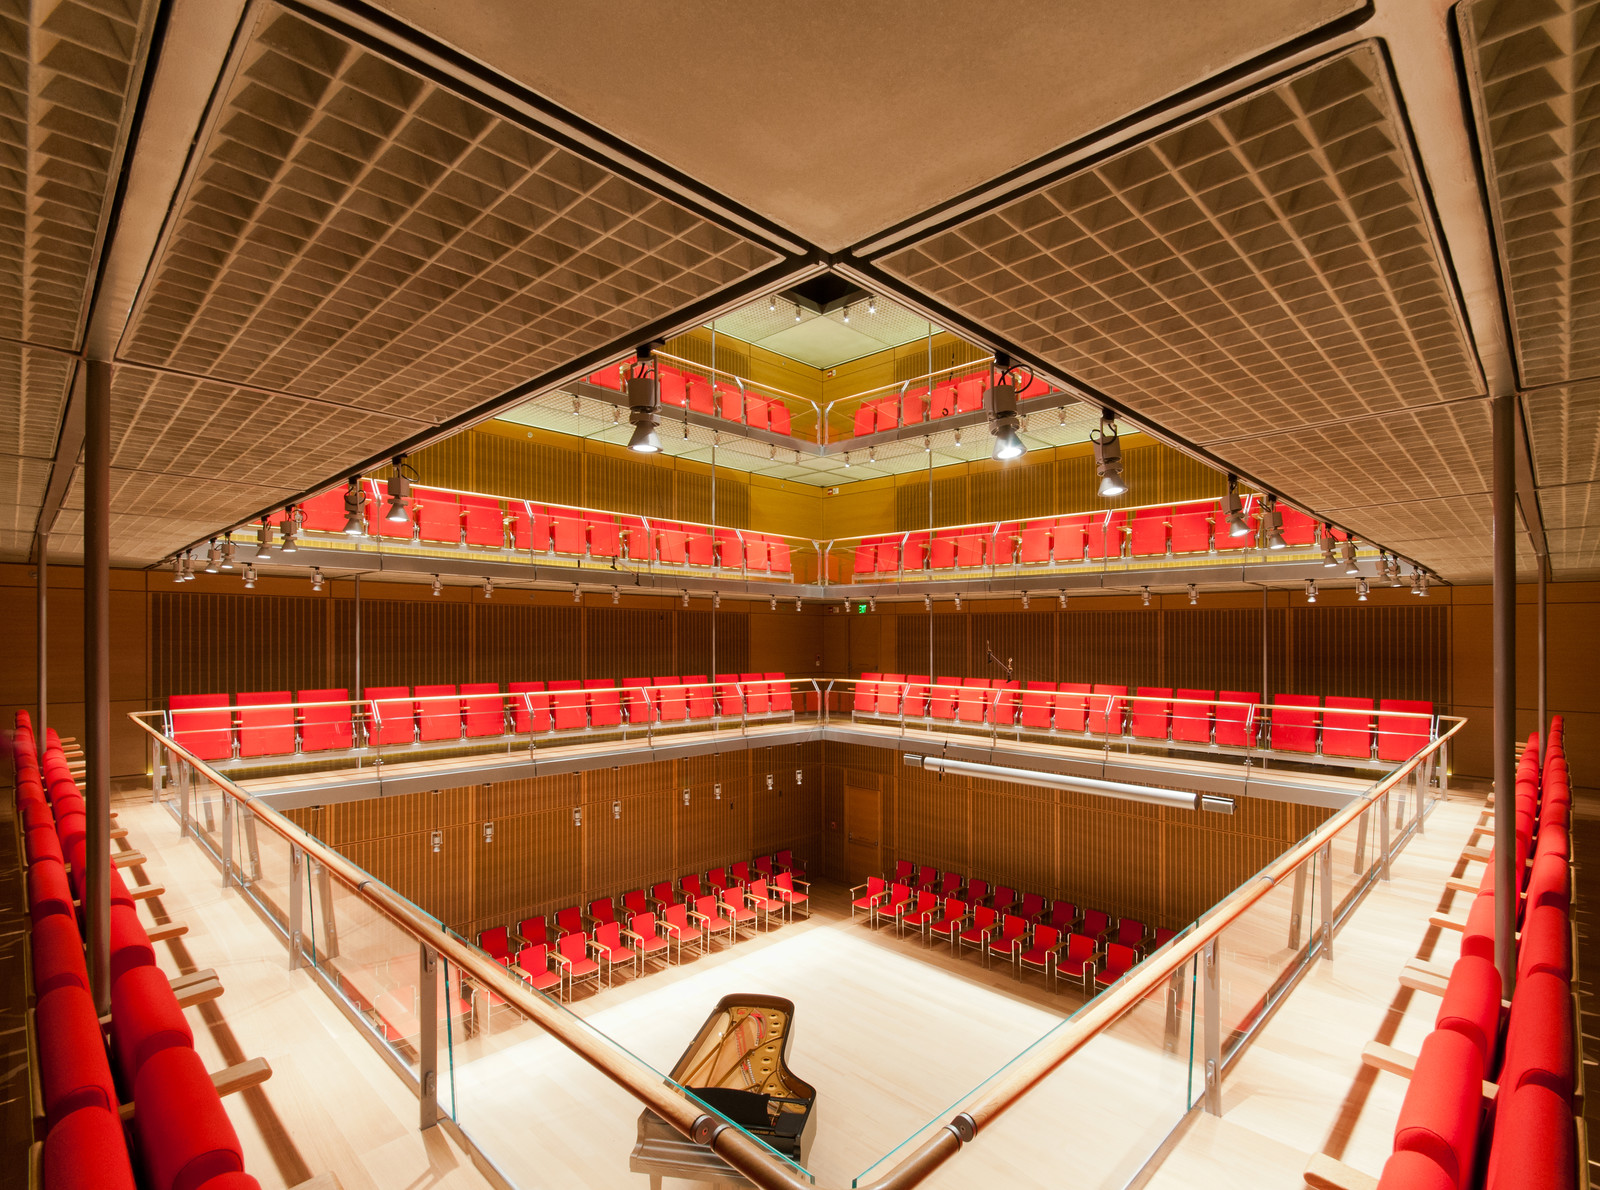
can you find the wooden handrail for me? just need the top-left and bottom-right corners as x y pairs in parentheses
(125, 710), (1461, 1190)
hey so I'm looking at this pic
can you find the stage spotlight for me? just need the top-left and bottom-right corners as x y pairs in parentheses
(1090, 416), (1125, 495)
(1058, 591), (1068, 609)
(310, 567), (323, 592)
(279, 508), (299, 553)
(1140, 586), (1150, 607)
(220, 536), (237, 570)
(1223, 476), (1250, 538)
(1188, 584), (1197, 605)
(1321, 525), (1339, 567)
(204, 540), (221, 573)
(614, 587), (622, 605)
(1263, 497), (1286, 550)
(432, 575), (442, 596)
(342, 478), (365, 536)
(171, 557), (182, 583)
(243, 564), (256, 589)
(1305, 579), (1317, 603)
(954, 593), (962, 610)
(1357, 579), (1369, 601)
(1341, 539), (1360, 575)
(868, 296), (876, 315)
(384, 456), (412, 523)
(574, 584), (583, 603)
(626, 353), (662, 453)
(482, 577), (493, 599)
(255, 519), (275, 560)
(681, 591), (689, 607)
(1021, 592), (1029, 610)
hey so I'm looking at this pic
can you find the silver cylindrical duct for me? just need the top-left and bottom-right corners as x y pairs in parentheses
(903, 754), (1233, 814)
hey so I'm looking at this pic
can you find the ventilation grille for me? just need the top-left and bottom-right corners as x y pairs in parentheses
(118, 4), (781, 426)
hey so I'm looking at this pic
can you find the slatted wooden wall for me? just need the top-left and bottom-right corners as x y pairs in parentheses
(818, 742), (1328, 930)
(285, 743), (825, 942)
(886, 604), (1448, 706)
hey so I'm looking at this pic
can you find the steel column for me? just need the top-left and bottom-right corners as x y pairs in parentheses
(1288, 865), (1306, 949)
(1491, 393), (1518, 995)
(1379, 795), (1391, 881)
(84, 359), (112, 1014)
(418, 944), (439, 1129)
(289, 845), (304, 970)
(1319, 844), (1334, 961)
(1537, 564), (1547, 767)
(1202, 940), (1221, 1114)
(35, 530), (46, 736)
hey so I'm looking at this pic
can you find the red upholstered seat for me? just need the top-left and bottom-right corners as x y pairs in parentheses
(1374, 1151), (1454, 1190)
(1171, 689), (1214, 744)
(38, 984), (119, 1129)
(586, 681), (623, 727)
(660, 902), (707, 958)
(1094, 942), (1138, 988)
(1128, 506), (1171, 556)
(1484, 1082), (1575, 1190)
(653, 677), (686, 721)
(1391, 1028), (1483, 1189)
(1497, 970), (1574, 1102)
(1524, 851), (1570, 917)
(958, 905), (998, 955)
(170, 694), (233, 761)
(1517, 903), (1571, 982)
(1432, 955), (1501, 1068)
(1270, 694), (1320, 753)
(364, 686), (414, 747)
(296, 689), (352, 752)
(236, 692), (294, 757)
(110, 904), (156, 983)
(478, 926), (510, 959)
(987, 914), (1029, 964)
(957, 679), (990, 723)
(509, 682), (551, 733)
(592, 921), (639, 980)
(135, 1045), (245, 1190)
(851, 876), (887, 920)
(740, 673), (770, 715)
(682, 676), (714, 720)
(549, 681), (586, 731)
(191, 1175), (262, 1190)
(588, 515), (621, 558)
(111, 965), (194, 1083)
(29, 857), (74, 924)
(1130, 687), (1173, 740)
(44, 1106), (137, 1190)
(32, 912), (90, 997)
(413, 486), (461, 544)
(461, 683), (504, 738)
(1378, 699), (1434, 762)
(773, 871), (810, 919)
(1214, 691), (1261, 747)
(1058, 933), (1099, 990)
(1322, 696), (1375, 759)
(461, 494), (505, 548)
(1169, 501), (1213, 554)
(1085, 511), (1126, 559)
(1459, 891), (1497, 964)
(625, 912), (673, 970)
(511, 502), (551, 552)
(551, 511), (587, 556)
(555, 931), (601, 996)
(415, 684), (462, 742)
(27, 823), (64, 867)
(1087, 685), (1128, 736)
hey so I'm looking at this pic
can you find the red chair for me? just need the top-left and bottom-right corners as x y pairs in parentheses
(621, 678), (654, 725)
(955, 374), (985, 412)
(958, 906), (998, 958)
(991, 681), (1021, 727)
(900, 675), (930, 718)
(927, 898), (968, 950)
(237, 692), (294, 757)
(1018, 892), (1047, 923)
(1085, 511), (1125, 560)
(461, 683), (504, 738)
(928, 380), (956, 417)
(509, 681), (552, 733)
(745, 879), (785, 930)
(553, 906), (583, 937)
(773, 871), (810, 919)
(680, 873), (705, 902)
(1169, 501), (1213, 555)
(1390, 1029), (1484, 1189)
(850, 876), (887, 921)
(133, 1045), (246, 1190)
(416, 684), (462, 742)
(647, 883), (676, 911)
(1130, 687), (1173, 741)
(659, 902), (706, 960)
(588, 897), (616, 930)
(1058, 933), (1099, 992)
(1019, 683), (1057, 730)
(719, 886), (758, 938)
(900, 890), (941, 937)
(590, 921), (638, 985)
(685, 530), (715, 568)
(1047, 900), (1078, 932)
(1378, 699), (1434, 762)
(364, 687), (414, 747)
(1431, 955), (1501, 1068)
(1081, 909), (1111, 940)
(43, 1105), (136, 1190)
(691, 894), (737, 948)
(658, 365), (686, 408)
(1017, 519), (1054, 564)
(1128, 506), (1171, 557)
(1087, 685), (1128, 736)
(515, 944), (562, 994)
(37, 984), (118, 1129)
(1213, 691), (1261, 748)
(954, 531), (987, 569)
(876, 675), (906, 716)
(478, 926), (510, 959)
(987, 914), (1029, 969)
(586, 681), (622, 728)
(957, 679), (990, 723)
(966, 877), (991, 905)
(742, 672), (771, 715)
(554, 932), (600, 998)
(1485, 1083), (1573, 1190)
(462, 494), (505, 548)
(872, 882), (912, 930)
(624, 912), (672, 972)
(516, 916), (547, 947)
(414, 487), (461, 544)
(730, 860), (751, 885)
(714, 674), (745, 717)
(653, 677), (687, 721)
(551, 511), (587, 557)
(912, 864), (938, 891)
(1055, 683), (1091, 732)
(1171, 689), (1214, 744)
(775, 849), (806, 881)
(511, 502), (552, 553)
(170, 694), (233, 761)
(1094, 943), (1138, 989)
(1053, 515), (1089, 563)
(1496, 970), (1573, 1102)
(706, 866), (732, 891)
(1323, 696), (1375, 759)
(1270, 694), (1320, 753)
(1019, 925), (1061, 989)
(1112, 919), (1146, 951)
(683, 676), (714, 720)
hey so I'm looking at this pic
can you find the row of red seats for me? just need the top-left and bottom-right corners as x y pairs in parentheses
(285, 484), (796, 571)
(850, 502), (1344, 574)
(167, 674), (795, 761)
(471, 852), (809, 1000)
(851, 864), (1177, 994)
(12, 711), (261, 1190)
(854, 675), (1433, 762)
(1365, 721), (1577, 1189)
(846, 369), (1054, 438)
(586, 359), (797, 435)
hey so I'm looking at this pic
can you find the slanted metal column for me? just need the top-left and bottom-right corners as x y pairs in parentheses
(35, 531), (46, 735)
(288, 846), (304, 970)
(1379, 795), (1391, 881)
(1537, 563), (1547, 767)
(1202, 940), (1221, 1114)
(84, 360), (112, 1014)
(1319, 843), (1334, 960)
(418, 944), (439, 1129)
(1491, 394), (1518, 995)
(1288, 866), (1306, 949)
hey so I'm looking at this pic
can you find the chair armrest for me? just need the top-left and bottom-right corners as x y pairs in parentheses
(848, 883), (870, 898)
(688, 910), (710, 926)
(552, 952), (573, 969)
(621, 929), (643, 945)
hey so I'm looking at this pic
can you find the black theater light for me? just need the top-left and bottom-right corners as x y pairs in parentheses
(1263, 497), (1287, 550)
(1223, 476), (1249, 538)
(626, 349), (662, 453)
(1091, 416), (1126, 496)
(342, 479), (365, 536)
(384, 456), (414, 523)
(986, 360), (1029, 461)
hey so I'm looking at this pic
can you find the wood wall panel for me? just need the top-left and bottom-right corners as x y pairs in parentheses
(971, 781), (1054, 894)
(474, 605), (583, 685)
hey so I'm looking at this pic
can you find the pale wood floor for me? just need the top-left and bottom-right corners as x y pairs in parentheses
(112, 791), (496, 1190)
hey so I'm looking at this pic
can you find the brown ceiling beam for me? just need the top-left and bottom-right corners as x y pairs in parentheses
(31, 363), (86, 561)
(1512, 396), (1549, 570)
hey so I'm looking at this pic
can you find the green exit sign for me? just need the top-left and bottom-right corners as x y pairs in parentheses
(857, 603), (868, 614)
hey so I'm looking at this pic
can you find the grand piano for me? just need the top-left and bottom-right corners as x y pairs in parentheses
(631, 994), (817, 1187)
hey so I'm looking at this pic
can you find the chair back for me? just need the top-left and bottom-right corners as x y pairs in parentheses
(557, 931), (588, 961)
(1000, 914), (1026, 941)
(707, 867), (728, 888)
(749, 878), (769, 899)
(1083, 909), (1109, 936)
(775, 872), (795, 892)
(1067, 933), (1095, 961)
(1049, 901), (1076, 928)
(755, 855), (775, 876)
(1115, 919), (1145, 948)
(993, 885), (1016, 909)
(974, 906), (997, 930)
(663, 902), (689, 929)
(938, 873), (962, 896)
(555, 906), (582, 935)
(893, 860), (914, 882)
(589, 898), (615, 924)
(916, 890), (937, 913)
(866, 876), (886, 897)
(649, 882), (673, 904)
(695, 894), (722, 919)
(479, 926), (509, 957)
(1019, 892), (1045, 918)
(622, 889), (647, 915)
(731, 861), (750, 882)
(1034, 925), (1060, 951)
(681, 874), (703, 898)
(943, 898), (966, 921)
(917, 865), (937, 887)
(1106, 943), (1137, 975)
(888, 883), (909, 906)
(630, 912), (656, 937)
(969, 878), (990, 901)
(596, 921), (621, 948)
(518, 943), (548, 975)
(518, 916), (547, 945)
(719, 885), (743, 909)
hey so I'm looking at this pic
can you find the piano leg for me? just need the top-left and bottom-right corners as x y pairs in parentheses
(648, 1177), (661, 1190)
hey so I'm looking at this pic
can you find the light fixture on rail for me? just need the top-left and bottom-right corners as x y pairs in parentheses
(985, 358), (1029, 461)
(1341, 539), (1360, 575)
(1419, 572), (1430, 597)
(573, 584), (582, 603)
(1263, 496), (1286, 550)
(170, 557), (182, 583)
(1305, 579), (1317, 603)
(794, 304), (802, 322)
(868, 296), (876, 315)
(867, 596), (876, 612)
(204, 540), (221, 573)
(1188, 583), (1198, 605)
(1090, 415), (1126, 496)
(769, 295), (777, 313)
(1058, 591), (1067, 608)
(924, 594), (932, 611)
(255, 519), (275, 560)
(1140, 586), (1150, 606)
(713, 592), (721, 609)
(843, 451), (851, 468)
(681, 591), (689, 607)
(310, 567), (323, 592)
(794, 597), (802, 612)
(769, 595), (777, 611)
(868, 445), (877, 463)
(243, 564), (256, 589)
(342, 478), (365, 536)
(482, 577), (493, 599)
(180, 552), (194, 581)
(1320, 524), (1339, 567)
(1223, 476), (1250, 538)
(384, 456), (414, 523)
(953, 592), (962, 610)
(625, 349), (662, 453)
(1357, 578), (1369, 601)
(1021, 592), (1029, 610)
(219, 536), (237, 569)
(613, 586), (621, 605)
(279, 508), (299, 553)
(841, 304), (850, 324)
(431, 574), (442, 597)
